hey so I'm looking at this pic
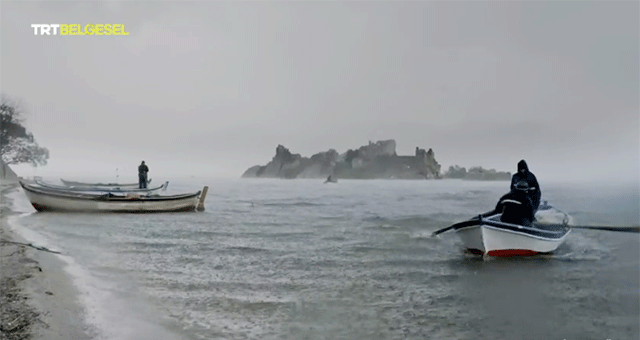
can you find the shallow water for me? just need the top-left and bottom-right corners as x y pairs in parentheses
(7, 178), (640, 340)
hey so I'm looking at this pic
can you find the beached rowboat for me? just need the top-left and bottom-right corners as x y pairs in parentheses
(20, 181), (208, 213)
(34, 179), (169, 194)
(60, 178), (152, 188)
(454, 203), (572, 256)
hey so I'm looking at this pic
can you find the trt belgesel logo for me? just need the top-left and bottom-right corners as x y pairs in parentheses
(31, 24), (130, 36)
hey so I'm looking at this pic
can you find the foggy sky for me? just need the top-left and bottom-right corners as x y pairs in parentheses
(1, 1), (638, 183)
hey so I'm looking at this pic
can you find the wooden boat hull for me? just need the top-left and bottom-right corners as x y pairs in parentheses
(455, 205), (572, 256)
(20, 181), (203, 213)
(60, 178), (152, 188)
(456, 223), (571, 256)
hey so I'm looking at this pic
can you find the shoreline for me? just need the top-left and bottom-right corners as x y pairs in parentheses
(0, 183), (93, 340)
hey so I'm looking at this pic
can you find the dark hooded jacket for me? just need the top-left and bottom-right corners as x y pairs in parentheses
(138, 163), (149, 175)
(510, 160), (541, 211)
(496, 188), (535, 225)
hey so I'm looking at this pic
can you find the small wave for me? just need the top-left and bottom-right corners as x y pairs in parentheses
(365, 224), (406, 232)
(188, 230), (237, 238)
(316, 215), (346, 221)
(261, 201), (327, 207)
(237, 231), (316, 239)
(468, 190), (490, 195)
(362, 215), (386, 221)
(223, 208), (254, 214)
(223, 246), (270, 253)
(7, 214), (63, 253)
(538, 253), (605, 263)
(435, 193), (477, 202)
(321, 235), (347, 242)
(121, 241), (188, 250)
(363, 215), (444, 228)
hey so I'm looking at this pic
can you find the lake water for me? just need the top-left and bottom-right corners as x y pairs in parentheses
(7, 178), (640, 340)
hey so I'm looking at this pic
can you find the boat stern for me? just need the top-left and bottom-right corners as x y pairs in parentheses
(456, 224), (571, 257)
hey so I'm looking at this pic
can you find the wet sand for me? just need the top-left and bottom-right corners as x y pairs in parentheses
(0, 184), (93, 340)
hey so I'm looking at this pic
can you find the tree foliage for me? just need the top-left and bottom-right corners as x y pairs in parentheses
(445, 165), (467, 179)
(0, 96), (49, 166)
(344, 149), (359, 166)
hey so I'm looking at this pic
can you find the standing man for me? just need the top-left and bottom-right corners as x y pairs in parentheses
(138, 160), (149, 189)
(510, 160), (541, 212)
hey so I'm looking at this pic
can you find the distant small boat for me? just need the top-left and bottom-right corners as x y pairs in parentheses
(35, 179), (168, 194)
(20, 181), (208, 213)
(60, 178), (152, 188)
(324, 175), (338, 184)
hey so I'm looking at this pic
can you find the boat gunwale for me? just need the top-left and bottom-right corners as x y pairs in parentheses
(60, 178), (152, 187)
(34, 179), (168, 193)
(29, 203), (198, 213)
(455, 213), (572, 240)
(480, 224), (571, 241)
(20, 181), (200, 202)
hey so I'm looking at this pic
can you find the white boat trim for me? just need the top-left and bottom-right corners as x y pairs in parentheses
(60, 178), (152, 187)
(35, 179), (168, 194)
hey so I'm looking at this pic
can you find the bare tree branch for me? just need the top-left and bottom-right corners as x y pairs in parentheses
(1, 94), (49, 167)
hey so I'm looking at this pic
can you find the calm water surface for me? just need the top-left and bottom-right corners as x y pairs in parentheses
(7, 178), (640, 340)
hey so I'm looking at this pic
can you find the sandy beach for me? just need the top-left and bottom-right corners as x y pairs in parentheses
(0, 183), (93, 340)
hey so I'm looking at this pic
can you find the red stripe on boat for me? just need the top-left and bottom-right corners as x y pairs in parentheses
(485, 249), (540, 257)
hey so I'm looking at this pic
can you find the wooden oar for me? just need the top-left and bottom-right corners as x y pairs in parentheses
(432, 216), (639, 236)
(471, 210), (499, 220)
(431, 218), (482, 237)
(431, 210), (499, 237)
(569, 225), (640, 233)
(476, 216), (639, 233)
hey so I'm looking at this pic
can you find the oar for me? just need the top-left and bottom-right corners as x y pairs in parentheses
(471, 210), (498, 220)
(431, 218), (482, 237)
(430, 210), (498, 237)
(476, 216), (639, 233)
(569, 225), (640, 233)
(480, 216), (639, 234)
(432, 217), (639, 236)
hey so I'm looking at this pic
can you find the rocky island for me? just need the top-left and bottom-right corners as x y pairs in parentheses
(242, 140), (441, 179)
(242, 139), (511, 180)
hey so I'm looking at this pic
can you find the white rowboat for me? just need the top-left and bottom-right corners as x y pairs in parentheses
(454, 203), (572, 256)
(20, 181), (207, 213)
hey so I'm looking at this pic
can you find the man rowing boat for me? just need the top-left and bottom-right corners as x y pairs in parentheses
(479, 160), (542, 225)
(496, 181), (536, 225)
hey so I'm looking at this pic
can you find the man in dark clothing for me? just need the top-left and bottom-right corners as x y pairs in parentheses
(138, 161), (149, 189)
(477, 161), (541, 225)
(496, 181), (536, 226)
(510, 160), (541, 212)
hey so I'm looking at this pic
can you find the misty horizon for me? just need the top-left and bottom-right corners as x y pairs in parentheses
(1, 1), (638, 184)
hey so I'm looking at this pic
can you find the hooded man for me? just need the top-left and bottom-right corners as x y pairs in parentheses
(477, 160), (541, 224)
(510, 160), (541, 212)
(496, 180), (536, 225)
